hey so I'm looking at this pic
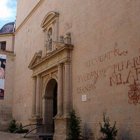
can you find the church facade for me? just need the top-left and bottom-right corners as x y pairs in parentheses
(0, 0), (140, 140)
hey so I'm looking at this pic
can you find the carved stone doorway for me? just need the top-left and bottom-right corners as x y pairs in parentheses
(29, 43), (73, 140)
(44, 79), (57, 134)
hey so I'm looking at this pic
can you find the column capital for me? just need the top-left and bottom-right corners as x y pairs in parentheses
(64, 60), (71, 65)
(58, 63), (63, 67)
(32, 75), (37, 79)
(37, 74), (41, 78)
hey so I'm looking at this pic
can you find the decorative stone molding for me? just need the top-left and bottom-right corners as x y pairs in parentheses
(28, 44), (73, 75)
(28, 50), (42, 69)
(41, 11), (59, 30)
(29, 31), (73, 140)
(41, 11), (59, 54)
(16, 0), (45, 33)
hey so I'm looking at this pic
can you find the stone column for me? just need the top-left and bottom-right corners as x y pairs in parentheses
(64, 61), (71, 117)
(57, 63), (63, 116)
(36, 75), (41, 117)
(32, 76), (36, 117)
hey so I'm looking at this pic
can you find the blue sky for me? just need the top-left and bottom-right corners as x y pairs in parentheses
(0, 0), (17, 29)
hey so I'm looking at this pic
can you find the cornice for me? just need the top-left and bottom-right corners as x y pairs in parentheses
(41, 11), (59, 30)
(15, 0), (45, 33)
(0, 50), (15, 56)
(0, 33), (14, 37)
(29, 44), (73, 70)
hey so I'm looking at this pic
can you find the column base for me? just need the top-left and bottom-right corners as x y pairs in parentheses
(30, 115), (43, 124)
(53, 116), (69, 140)
(29, 116), (43, 133)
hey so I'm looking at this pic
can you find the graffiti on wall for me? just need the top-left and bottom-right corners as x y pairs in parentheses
(77, 68), (107, 94)
(128, 81), (140, 105)
(85, 47), (128, 68)
(110, 55), (140, 86)
(77, 47), (128, 94)
(77, 46), (140, 105)
(109, 55), (140, 105)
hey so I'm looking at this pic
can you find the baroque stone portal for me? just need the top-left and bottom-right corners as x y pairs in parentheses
(28, 43), (73, 140)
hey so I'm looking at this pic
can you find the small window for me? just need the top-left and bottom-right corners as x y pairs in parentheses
(0, 41), (6, 51)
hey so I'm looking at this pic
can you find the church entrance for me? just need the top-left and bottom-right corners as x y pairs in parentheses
(44, 79), (57, 134)
(29, 41), (73, 140)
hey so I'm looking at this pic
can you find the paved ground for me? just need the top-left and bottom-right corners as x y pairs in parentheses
(0, 131), (35, 140)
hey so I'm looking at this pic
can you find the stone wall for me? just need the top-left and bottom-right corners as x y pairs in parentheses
(0, 53), (15, 130)
(16, 0), (41, 28)
(0, 34), (14, 52)
(14, 0), (140, 139)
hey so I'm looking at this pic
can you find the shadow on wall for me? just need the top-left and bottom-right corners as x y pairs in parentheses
(119, 127), (132, 140)
(83, 123), (95, 140)
(82, 124), (133, 140)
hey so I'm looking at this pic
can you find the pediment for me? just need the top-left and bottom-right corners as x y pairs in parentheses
(28, 50), (42, 69)
(41, 11), (59, 30)
(29, 45), (73, 75)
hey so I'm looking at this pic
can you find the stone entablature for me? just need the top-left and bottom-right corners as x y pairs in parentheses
(28, 44), (73, 76)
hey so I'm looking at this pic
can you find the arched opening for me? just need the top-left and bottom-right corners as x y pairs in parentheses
(44, 79), (57, 133)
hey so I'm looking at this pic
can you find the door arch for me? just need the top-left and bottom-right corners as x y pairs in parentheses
(44, 78), (57, 133)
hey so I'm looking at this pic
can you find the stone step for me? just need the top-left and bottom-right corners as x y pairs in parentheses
(24, 133), (53, 140)
(37, 133), (53, 140)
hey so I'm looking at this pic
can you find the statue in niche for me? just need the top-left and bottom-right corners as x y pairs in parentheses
(47, 28), (53, 52)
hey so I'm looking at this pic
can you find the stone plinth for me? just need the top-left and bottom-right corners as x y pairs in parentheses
(53, 116), (69, 140)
